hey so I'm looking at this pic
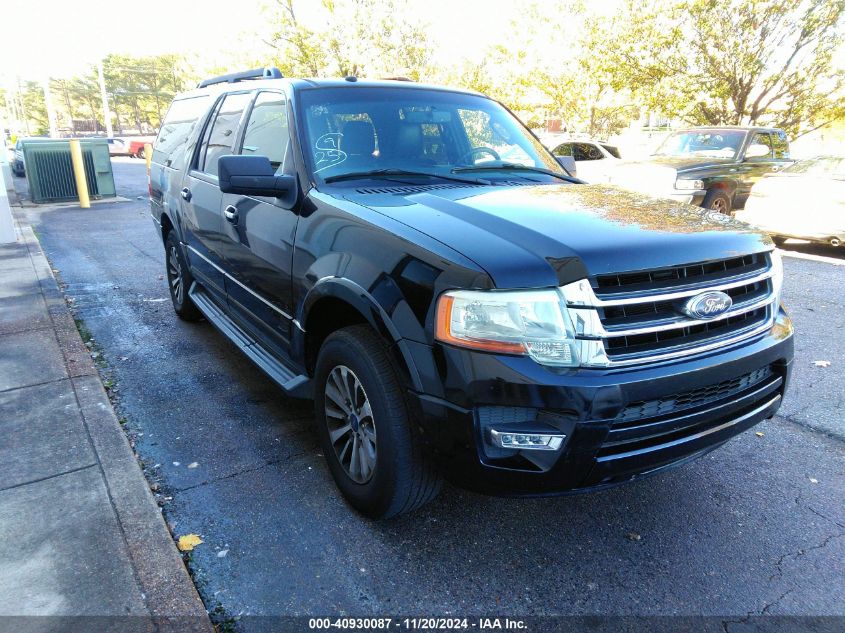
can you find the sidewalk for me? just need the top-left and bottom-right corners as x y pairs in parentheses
(0, 215), (212, 632)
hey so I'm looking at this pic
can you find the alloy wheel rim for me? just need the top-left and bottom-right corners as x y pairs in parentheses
(711, 198), (728, 214)
(168, 246), (184, 305)
(324, 365), (377, 484)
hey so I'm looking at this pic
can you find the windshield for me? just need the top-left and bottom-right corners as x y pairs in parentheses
(653, 130), (746, 160)
(297, 86), (562, 184)
(783, 156), (845, 177)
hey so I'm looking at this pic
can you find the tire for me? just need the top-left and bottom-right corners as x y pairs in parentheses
(702, 189), (732, 214)
(314, 325), (442, 518)
(136, 146), (146, 159)
(164, 232), (202, 321)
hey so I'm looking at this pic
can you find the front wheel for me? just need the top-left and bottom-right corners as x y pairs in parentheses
(702, 189), (732, 214)
(314, 325), (442, 518)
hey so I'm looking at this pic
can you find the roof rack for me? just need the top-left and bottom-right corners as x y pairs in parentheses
(197, 67), (283, 89)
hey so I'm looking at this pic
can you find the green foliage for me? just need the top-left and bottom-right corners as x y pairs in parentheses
(610, 0), (845, 137)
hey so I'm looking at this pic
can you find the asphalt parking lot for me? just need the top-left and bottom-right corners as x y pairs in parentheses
(19, 159), (845, 629)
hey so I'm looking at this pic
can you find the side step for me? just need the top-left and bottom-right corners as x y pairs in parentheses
(189, 283), (312, 398)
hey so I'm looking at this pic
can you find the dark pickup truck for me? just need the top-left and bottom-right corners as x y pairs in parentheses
(150, 70), (794, 518)
(609, 127), (792, 213)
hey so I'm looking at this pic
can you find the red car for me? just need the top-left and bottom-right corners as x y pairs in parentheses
(129, 140), (149, 158)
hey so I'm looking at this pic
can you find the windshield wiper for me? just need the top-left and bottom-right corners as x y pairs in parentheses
(323, 169), (489, 185)
(451, 163), (580, 183)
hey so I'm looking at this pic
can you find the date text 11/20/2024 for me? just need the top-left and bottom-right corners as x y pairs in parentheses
(308, 618), (528, 630)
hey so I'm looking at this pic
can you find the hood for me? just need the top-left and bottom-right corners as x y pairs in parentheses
(342, 183), (772, 289)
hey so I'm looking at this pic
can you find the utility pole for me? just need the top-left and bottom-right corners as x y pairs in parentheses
(42, 78), (59, 138)
(97, 61), (114, 138)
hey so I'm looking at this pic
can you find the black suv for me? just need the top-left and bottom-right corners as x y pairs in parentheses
(150, 69), (793, 518)
(609, 127), (793, 213)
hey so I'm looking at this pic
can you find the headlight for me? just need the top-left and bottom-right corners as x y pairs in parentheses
(435, 289), (580, 367)
(675, 178), (704, 190)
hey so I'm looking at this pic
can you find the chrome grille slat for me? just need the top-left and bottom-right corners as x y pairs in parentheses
(563, 252), (780, 367)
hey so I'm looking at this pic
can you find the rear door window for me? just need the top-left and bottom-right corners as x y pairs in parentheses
(198, 92), (253, 177)
(153, 95), (211, 169)
(553, 143), (573, 157)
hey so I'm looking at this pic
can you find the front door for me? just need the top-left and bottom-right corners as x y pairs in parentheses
(182, 91), (253, 303)
(217, 91), (300, 356)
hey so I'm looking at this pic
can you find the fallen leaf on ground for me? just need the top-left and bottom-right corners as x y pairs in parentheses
(809, 478), (819, 484)
(217, 549), (229, 558)
(755, 432), (764, 437)
(177, 534), (203, 551)
(625, 532), (641, 541)
(813, 360), (831, 368)
(187, 462), (199, 469)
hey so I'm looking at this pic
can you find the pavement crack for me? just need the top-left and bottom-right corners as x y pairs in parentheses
(772, 413), (845, 445)
(171, 451), (311, 494)
(769, 531), (845, 583)
(760, 588), (794, 615)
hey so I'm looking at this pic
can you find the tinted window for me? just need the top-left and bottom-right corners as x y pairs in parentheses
(199, 92), (252, 177)
(240, 92), (290, 174)
(601, 143), (621, 159)
(654, 130), (746, 159)
(297, 87), (561, 182)
(153, 95), (211, 169)
(748, 132), (773, 158)
(771, 131), (789, 159)
(573, 143), (603, 161)
(553, 143), (573, 157)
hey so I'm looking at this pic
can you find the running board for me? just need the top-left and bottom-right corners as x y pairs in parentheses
(189, 283), (312, 398)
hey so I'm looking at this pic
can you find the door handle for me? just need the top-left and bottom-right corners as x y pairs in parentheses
(180, 187), (192, 201)
(223, 205), (239, 224)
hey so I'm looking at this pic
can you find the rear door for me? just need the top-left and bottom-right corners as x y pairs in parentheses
(217, 90), (300, 356)
(181, 91), (253, 302)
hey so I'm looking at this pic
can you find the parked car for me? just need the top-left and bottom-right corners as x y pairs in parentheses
(609, 127), (793, 213)
(735, 156), (844, 247)
(106, 138), (130, 156)
(129, 140), (148, 158)
(544, 137), (621, 183)
(12, 139), (26, 176)
(150, 69), (793, 518)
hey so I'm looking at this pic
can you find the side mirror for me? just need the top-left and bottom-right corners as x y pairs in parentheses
(744, 143), (771, 159)
(556, 155), (577, 178)
(218, 155), (295, 197)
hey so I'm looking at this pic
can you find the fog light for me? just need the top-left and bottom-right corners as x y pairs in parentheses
(490, 429), (566, 451)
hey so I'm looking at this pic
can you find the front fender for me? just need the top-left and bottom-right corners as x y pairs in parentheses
(294, 276), (427, 392)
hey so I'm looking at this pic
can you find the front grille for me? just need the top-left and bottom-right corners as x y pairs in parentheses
(616, 366), (773, 425)
(563, 252), (780, 367)
(595, 253), (767, 295)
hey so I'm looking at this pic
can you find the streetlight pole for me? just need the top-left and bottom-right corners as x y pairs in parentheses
(97, 61), (114, 138)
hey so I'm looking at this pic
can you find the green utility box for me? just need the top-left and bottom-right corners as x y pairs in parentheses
(20, 139), (116, 204)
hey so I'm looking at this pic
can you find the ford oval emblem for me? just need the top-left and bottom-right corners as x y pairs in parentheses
(683, 291), (733, 319)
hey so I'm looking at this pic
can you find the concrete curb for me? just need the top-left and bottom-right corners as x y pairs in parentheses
(15, 218), (214, 632)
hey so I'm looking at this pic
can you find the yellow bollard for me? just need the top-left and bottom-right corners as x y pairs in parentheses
(68, 140), (91, 209)
(144, 143), (153, 172)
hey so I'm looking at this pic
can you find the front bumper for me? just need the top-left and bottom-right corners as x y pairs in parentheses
(666, 190), (706, 206)
(405, 309), (793, 496)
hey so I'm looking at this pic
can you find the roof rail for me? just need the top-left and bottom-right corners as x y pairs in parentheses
(197, 67), (283, 89)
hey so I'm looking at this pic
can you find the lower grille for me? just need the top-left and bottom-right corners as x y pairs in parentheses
(598, 366), (783, 458)
(616, 366), (773, 425)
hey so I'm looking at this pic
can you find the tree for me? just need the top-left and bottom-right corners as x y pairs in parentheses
(263, 0), (432, 79)
(612, 0), (845, 137)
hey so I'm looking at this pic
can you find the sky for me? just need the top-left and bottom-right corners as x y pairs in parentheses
(3, 0), (536, 79)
